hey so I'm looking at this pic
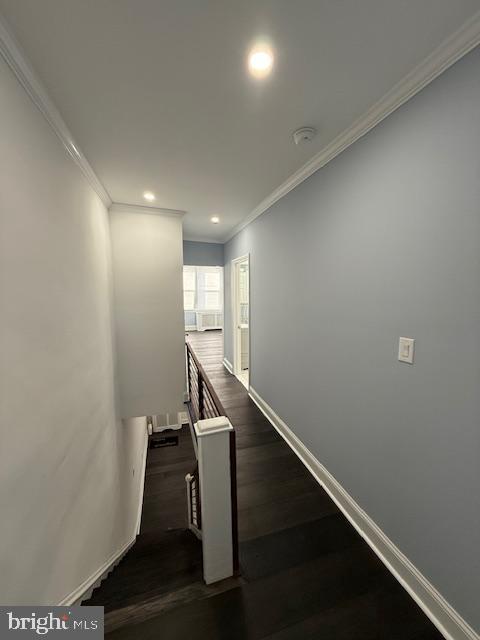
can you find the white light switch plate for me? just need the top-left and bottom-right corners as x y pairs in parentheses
(398, 337), (415, 364)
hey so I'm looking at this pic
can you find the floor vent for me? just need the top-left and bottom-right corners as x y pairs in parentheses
(150, 435), (179, 449)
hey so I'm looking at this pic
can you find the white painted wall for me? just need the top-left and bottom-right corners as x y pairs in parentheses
(0, 55), (147, 604)
(109, 205), (185, 419)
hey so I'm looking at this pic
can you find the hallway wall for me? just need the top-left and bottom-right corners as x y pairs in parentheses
(0, 55), (146, 604)
(183, 240), (224, 266)
(110, 206), (185, 419)
(224, 47), (480, 631)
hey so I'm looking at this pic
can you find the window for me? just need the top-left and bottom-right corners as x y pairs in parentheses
(204, 271), (220, 290)
(182, 266), (223, 324)
(204, 269), (221, 310)
(205, 290), (220, 309)
(183, 267), (196, 310)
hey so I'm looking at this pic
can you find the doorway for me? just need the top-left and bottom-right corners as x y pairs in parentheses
(232, 255), (249, 389)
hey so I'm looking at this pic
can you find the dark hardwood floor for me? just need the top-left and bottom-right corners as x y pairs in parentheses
(87, 330), (443, 640)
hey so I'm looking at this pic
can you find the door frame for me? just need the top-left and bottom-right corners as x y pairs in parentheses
(231, 254), (250, 383)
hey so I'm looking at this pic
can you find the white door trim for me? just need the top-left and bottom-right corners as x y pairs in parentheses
(231, 254), (250, 384)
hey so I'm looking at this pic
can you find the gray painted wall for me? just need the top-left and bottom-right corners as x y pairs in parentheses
(183, 240), (224, 266)
(224, 47), (480, 630)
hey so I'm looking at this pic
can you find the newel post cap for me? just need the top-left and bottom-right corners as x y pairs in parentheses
(195, 416), (233, 437)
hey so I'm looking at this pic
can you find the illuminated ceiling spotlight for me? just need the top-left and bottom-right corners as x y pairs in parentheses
(248, 44), (274, 79)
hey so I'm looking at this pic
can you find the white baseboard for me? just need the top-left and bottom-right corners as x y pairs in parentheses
(58, 429), (149, 606)
(58, 538), (136, 606)
(223, 357), (233, 374)
(248, 386), (479, 640)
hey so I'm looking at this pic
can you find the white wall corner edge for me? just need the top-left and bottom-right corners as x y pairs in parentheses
(222, 358), (234, 374)
(57, 428), (149, 606)
(135, 427), (149, 536)
(248, 386), (479, 640)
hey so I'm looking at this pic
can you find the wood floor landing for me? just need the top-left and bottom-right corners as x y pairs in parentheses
(87, 330), (443, 639)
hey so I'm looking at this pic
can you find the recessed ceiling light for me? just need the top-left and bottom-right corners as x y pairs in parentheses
(211, 216), (220, 224)
(248, 45), (274, 78)
(143, 191), (156, 202)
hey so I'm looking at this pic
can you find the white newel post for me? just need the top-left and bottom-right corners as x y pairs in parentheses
(195, 416), (234, 584)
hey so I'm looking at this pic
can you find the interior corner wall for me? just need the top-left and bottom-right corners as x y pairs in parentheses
(0, 55), (146, 604)
(183, 240), (224, 266)
(109, 209), (185, 419)
(224, 47), (480, 631)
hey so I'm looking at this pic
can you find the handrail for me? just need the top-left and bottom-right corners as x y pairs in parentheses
(186, 340), (225, 420)
(185, 338), (239, 576)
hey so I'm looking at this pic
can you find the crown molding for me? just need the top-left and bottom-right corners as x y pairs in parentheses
(183, 235), (224, 244)
(0, 14), (112, 208)
(224, 10), (480, 243)
(110, 202), (185, 218)
(2, 7), (479, 238)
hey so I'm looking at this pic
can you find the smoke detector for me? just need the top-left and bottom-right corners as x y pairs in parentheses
(293, 127), (317, 146)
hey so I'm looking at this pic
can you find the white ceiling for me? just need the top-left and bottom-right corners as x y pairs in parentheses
(0, 0), (479, 241)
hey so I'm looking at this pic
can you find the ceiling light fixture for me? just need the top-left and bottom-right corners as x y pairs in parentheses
(143, 191), (156, 202)
(248, 45), (274, 79)
(211, 216), (220, 224)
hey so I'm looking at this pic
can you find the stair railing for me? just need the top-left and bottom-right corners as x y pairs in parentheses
(184, 340), (239, 583)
